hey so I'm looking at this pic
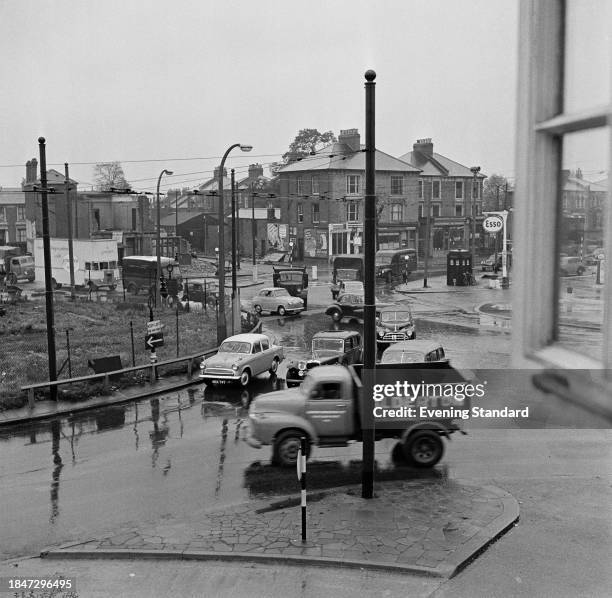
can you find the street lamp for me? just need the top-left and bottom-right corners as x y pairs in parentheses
(217, 143), (252, 344)
(156, 169), (173, 308)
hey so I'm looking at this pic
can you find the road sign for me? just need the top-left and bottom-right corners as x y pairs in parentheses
(145, 333), (164, 349)
(483, 215), (503, 233)
(146, 320), (163, 334)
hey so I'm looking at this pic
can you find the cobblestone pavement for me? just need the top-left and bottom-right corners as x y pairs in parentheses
(44, 480), (518, 577)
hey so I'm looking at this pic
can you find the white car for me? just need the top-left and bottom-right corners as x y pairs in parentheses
(199, 333), (284, 386)
(251, 287), (304, 316)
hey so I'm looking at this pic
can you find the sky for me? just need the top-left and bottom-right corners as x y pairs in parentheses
(0, 0), (521, 192)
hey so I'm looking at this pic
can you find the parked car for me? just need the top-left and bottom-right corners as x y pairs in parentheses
(376, 307), (415, 347)
(251, 287), (304, 316)
(199, 333), (284, 386)
(380, 340), (447, 364)
(559, 256), (586, 276)
(285, 330), (362, 387)
(375, 248), (417, 282)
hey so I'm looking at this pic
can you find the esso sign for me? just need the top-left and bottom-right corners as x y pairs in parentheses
(483, 216), (503, 233)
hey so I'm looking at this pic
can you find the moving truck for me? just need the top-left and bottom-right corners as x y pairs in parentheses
(34, 238), (120, 290)
(247, 362), (473, 467)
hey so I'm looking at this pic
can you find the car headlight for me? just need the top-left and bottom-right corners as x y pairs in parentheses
(232, 363), (239, 371)
(200, 361), (206, 370)
(298, 361), (307, 370)
(377, 328), (385, 337)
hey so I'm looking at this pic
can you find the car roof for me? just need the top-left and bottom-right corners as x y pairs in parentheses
(260, 287), (286, 292)
(376, 248), (415, 255)
(377, 305), (410, 313)
(313, 330), (360, 340)
(223, 333), (268, 343)
(382, 340), (442, 354)
(273, 266), (306, 272)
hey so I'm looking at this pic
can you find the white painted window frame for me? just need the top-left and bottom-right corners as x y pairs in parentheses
(514, 0), (612, 418)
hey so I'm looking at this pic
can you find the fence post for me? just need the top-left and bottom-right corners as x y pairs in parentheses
(187, 358), (193, 379)
(65, 329), (72, 378)
(176, 303), (180, 357)
(130, 321), (136, 367)
(28, 388), (35, 409)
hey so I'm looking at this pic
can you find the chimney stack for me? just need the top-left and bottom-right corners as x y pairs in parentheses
(338, 129), (361, 152)
(25, 158), (38, 183)
(248, 163), (264, 179)
(413, 138), (434, 157)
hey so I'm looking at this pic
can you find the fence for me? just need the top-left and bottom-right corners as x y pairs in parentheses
(0, 287), (258, 402)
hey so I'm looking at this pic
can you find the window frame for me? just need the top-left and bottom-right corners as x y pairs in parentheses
(297, 203), (304, 223)
(455, 180), (464, 200)
(347, 201), (359, 222)
(346, 175), (360, 195)
(390, 175), (403, 195)
(432, 179), (441, 200)
(391, 203), (402, 222)
(312, 202), (320, 224)
(311, 176), (319, 195)
(514, 0), (612, 411)
(296, 177), (304, 195)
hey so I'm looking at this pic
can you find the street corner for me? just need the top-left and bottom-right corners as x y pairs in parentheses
(40, 480), (519, 579)
(475, 302), (512, 317)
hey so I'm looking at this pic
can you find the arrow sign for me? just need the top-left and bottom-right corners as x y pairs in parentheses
(145, 333), (164, 349)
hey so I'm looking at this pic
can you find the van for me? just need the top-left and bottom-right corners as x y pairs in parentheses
(375, 249), (418, 282)
(121, 256), (182, 296)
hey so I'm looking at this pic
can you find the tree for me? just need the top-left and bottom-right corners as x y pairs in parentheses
(282, 129), (337, 162)
(93, 162), (129, 191)
(483, 174), (512, 211)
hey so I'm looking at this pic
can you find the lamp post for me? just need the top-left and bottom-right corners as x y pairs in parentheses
(156, 169), (173, 308)
(216, 143), (252, 344)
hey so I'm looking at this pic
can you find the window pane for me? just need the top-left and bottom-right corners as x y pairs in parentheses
(557, 127), (608, 360)
(563, 0), (611, 113)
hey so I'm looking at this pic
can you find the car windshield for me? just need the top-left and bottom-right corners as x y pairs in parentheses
(279, 272), (303, 282)
(219, 341), (251, 354)
(337, 268), (358, 280)
(312, 338), (344, 352)
(275, 288), (290, 296)
(376, 255), (393, 265)
(381, 351), (423, 364)
(380, 311), (412, 322)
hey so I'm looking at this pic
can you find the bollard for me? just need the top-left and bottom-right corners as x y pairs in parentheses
(252, 264), (258, 283)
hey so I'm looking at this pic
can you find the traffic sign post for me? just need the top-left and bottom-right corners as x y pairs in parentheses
(483, 210), (509, 280)
(297, 437), (307, 543)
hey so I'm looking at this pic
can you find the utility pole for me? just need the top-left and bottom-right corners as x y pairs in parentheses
(64, 163), (76, 301)
(470, 166), (481, 270)
(362, 69), (376, 499)
(231, 169), (238, 336)
(423, 184), (431, 288)
(39, 138), (57, 401)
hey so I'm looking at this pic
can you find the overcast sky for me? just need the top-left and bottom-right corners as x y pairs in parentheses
(0, 0), (520, 192)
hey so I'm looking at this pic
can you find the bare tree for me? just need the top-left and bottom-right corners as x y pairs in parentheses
(93, 162), (129, 191)
(483, 174), (512, 211)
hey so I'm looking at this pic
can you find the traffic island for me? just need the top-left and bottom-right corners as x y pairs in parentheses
(40, 479), (519, 579)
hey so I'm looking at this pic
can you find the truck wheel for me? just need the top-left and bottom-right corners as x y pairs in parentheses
(7, 273), (17, 285)
(576, 266), (585, 276)
(273, 431), (310, 467)
(330, 309), (342, 322)
(88, 281), (98, 292)
(127, 283), (138, 294)
(403, 430), (444, 468)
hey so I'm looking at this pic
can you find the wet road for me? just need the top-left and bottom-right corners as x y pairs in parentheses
(0, 306), (604, 561)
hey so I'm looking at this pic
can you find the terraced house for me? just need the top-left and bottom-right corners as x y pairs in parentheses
(276, 129), (422, 260)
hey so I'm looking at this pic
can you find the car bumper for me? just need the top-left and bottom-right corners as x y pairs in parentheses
(285, 306), (304, 314)
(199, 372), (240, 382)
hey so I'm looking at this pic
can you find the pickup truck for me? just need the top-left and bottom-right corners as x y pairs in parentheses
(247, 362), (472, 467)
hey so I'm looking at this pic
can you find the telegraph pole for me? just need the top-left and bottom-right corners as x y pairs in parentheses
(39, 138), (57, 401)
(231, 169), (238, 335)
(362, 69), (376, 499)
(64, 163), (76, 301)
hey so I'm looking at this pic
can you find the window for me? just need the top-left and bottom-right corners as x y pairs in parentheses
(455, 181), (464, 199)
(251, 342), (262, 354)
(261, 338), (269, 350)
(418, 180), (423, 199)
(432, 204), (441, 218)
(347, 201), (359, 222)
(391, 204), (402, 221)
(297, 203), (303, 223)
(455, 204), (463, 217)
(346, 175), (360, 195)
(391, 176), (403, 195)
(312, 176), (319, 195)
(432, 180), (441, 199)
(16, 228), (26, 242)
(0, 208), (6, 222)
(296, 177), (304, 195)
(16, 206), (25, 220)
(418, 203), (424, 218)
(514, 0), (612, 407)
(312, 203), (320, 224)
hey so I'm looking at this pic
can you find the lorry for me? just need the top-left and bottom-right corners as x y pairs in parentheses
(0, 245), (35, 285)
(330, 254), (364, 299)
(34, 238), (120, 291)
(272, 266), (309, 309)
(247, 362), (472, 467)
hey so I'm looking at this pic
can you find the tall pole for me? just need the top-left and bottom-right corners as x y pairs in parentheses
(39, 138), (57, 401)
(252, 185), (257, 265)
(423, 184), (431, 288)
(362, 69), (376, 499)
(216, 143), (252, 344)
(231, 168), (237, 335)
(64, 163), (76, 301)
(470, 166), (481, 270)
(175, 189), (179, 248)
(156, 169), (173, 309)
